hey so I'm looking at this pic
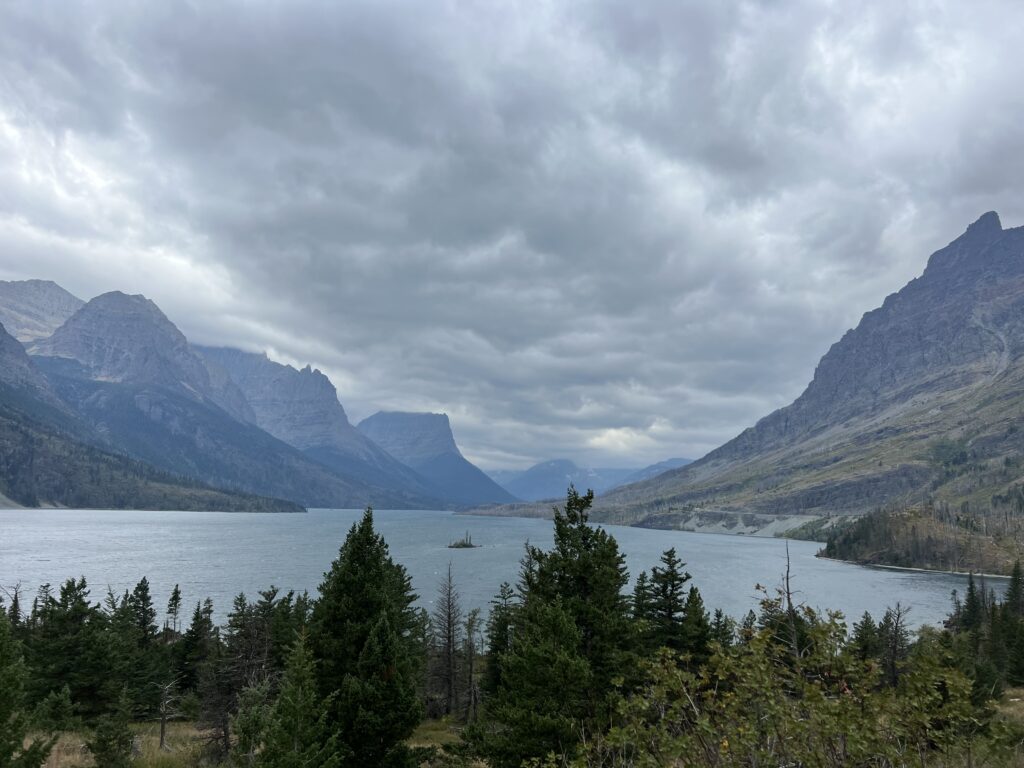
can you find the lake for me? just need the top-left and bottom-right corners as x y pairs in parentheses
(0, 508), (1000, 629)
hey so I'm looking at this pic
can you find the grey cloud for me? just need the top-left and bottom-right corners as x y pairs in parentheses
(1, 0), (1023, 469)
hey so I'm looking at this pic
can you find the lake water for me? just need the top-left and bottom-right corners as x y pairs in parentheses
(0, 508), (1001, 630)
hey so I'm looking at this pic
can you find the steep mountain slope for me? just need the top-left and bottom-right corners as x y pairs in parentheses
(26, 294), (433, 509)
(358, 411), (517, 505)
(197, 347), (443, 504)
(0, 280), (84, 341)
(594, 212), (1024, 529)
(0, 323), (297, 512)
(30, 292), (254, 423)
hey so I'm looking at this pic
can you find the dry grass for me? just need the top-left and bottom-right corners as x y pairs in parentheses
(38, 722), (203, 768)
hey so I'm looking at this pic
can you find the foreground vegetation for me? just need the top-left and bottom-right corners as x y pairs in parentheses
(5, 487), (1024, 766)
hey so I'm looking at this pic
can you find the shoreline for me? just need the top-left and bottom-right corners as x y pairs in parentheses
(816, 554), (1011, 580)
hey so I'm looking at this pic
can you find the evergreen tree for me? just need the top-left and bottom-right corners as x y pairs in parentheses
(1006, 561), (1024, 618)
(166, 584), (183, 635)
(680, 586), (712, 667)
(482, 582), (515, 697)
(176, 599), (217, 692)
(632, 571), (652, 622)
(710, 608), (735, 649)
(231, 679), (272, 767)
(24, 578), (113, 718)
(474, 486), (634, 766)
(431, 563), (463, 716)
(257, 634), (345, 768)
(851, 612), (882, 662)
(878, 604), (911, 687)
(308, 508), (423, 766)
(0, 609), (54, 767)
(478, 599), (591, 768)
(649, 548), (691, 653)
(86, 692), (133, 768)
(962, 574), (983, 633)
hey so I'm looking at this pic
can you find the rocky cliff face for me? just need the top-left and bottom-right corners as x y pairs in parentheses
(358, 411), (517, 505)
(198, 348), (442, 502)
(0, 280), (84, 342)
(29, 292), (253, 423)
(590, 212), (1024, 528)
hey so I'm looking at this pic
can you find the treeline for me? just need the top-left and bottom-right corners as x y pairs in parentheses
(822, 502), (1024, 574)
(3, 488), (1024, 767)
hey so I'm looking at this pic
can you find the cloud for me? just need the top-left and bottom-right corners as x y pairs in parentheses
(1, 0), (1023, 468)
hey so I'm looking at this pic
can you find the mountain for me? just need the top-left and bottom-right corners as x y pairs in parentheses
(357, 411), (518, 505)
(196, 347), (444, 505)
(491, 459), (637, 502)
(619, 458), (693, 486)
(29, 292), (254, 423)
(591, 212), (1024, 530)
(0, 322), (297, 512)
(0, 279), (84, 342)
(25, 293), (434, 509)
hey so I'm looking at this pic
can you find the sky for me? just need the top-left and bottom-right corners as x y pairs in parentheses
(1, 0), (1023, 470)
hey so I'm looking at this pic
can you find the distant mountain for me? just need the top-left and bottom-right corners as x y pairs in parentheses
(591, 212), (1024, 530)
(30, 292), (253, 423)
(24, 292), (433, 509)
(197, 347), (443, 505)
(619, 458), (693, 486)
(0, 279), (84, 342)
(358, 411), (518, 506)
(490, 459), (637, 502)
(0, 322), (297, 512)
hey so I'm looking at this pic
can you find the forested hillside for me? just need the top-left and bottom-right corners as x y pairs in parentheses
(0, 401), (301, 512)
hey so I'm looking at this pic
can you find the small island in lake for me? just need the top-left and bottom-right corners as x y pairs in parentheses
(448, 531), (480, 549)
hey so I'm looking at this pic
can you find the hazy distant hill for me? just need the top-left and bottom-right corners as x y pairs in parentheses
(0, 279), (83, 342)
(589, 212), (1024, 530)
(488, 459), (637, 502)
(358, 411), (517, 506)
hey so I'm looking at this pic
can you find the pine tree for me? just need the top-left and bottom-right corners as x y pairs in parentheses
(478, 599), (591, 768)
(474, 486), (634, 766)
(86, 692), (134, 768)
(336, 613), (421, 767)
(166, 584), (183, 635)
(432, 563), (463, 716)
(851, 612), (882, 662)
(649, 548), (691, 653)
(710, 609), (735, 649)
(680, 586), (712, 667)
(632, 571), (652, 621)
(257, 634), (346, 768)
(482, 582), (515, 697)
(309, 508), (423, 765)
(1006, 561), (1024, 618)
(0, 609), (54, 767)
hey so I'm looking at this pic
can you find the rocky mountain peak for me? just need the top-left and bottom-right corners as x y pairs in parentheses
(358, 412), (461, 465)
(0, 279), (84, 342)
(28, 292), (252, 421)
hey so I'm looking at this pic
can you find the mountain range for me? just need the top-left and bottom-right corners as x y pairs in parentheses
(485, 458), (692, 502)
(0, 285), (511, 511)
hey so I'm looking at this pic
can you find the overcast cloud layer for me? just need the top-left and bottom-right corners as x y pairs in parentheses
(2, 0), (1023, 469)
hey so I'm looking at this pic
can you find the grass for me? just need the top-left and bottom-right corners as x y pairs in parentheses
(38, 722), (203, 768)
